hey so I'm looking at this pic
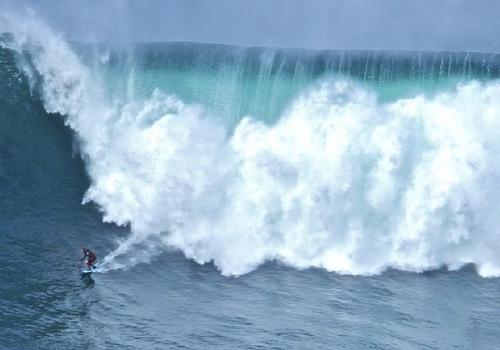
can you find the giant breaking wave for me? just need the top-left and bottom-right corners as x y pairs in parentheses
(3, 17), (500, 277)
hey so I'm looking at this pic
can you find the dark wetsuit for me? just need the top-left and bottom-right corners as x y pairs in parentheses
(82, 249), (97, 268)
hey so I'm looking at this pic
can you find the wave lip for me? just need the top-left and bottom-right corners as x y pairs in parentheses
(3, 16), (500, 277)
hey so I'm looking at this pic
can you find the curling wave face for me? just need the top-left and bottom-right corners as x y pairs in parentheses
(3, 17), (500, 276)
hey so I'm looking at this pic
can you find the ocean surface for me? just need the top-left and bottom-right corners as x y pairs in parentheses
(1, 20), (500, 349)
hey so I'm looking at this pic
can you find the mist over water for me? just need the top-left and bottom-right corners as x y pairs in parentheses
(3, 0), (500, 52)
(2, 17), (500, 277)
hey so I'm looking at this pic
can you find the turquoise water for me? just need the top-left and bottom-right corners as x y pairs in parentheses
(89, 44), (500, 126)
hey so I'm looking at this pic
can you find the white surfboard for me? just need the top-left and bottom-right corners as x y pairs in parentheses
(81, 265), (103, 274)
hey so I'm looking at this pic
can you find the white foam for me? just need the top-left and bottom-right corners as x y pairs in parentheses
(6, 16), (500, 276)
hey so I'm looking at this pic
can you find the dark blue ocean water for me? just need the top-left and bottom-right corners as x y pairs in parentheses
(1, 43), (500, 349)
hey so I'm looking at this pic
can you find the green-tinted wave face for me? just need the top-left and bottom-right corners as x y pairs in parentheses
(80, 43), (500, 126)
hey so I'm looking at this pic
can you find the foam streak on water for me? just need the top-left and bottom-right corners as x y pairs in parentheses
(3, 16), (500, 277)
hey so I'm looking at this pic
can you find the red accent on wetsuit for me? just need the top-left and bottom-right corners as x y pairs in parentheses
(86, 250), (97, 267)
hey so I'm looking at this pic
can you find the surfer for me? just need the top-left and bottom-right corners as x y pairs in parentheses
(81, 248), (97, 270)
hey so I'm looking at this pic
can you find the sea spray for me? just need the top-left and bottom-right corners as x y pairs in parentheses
(3, 16), (500, 276)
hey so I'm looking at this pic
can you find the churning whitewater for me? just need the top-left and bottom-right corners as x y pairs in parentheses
(3, 18), (500, 277)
